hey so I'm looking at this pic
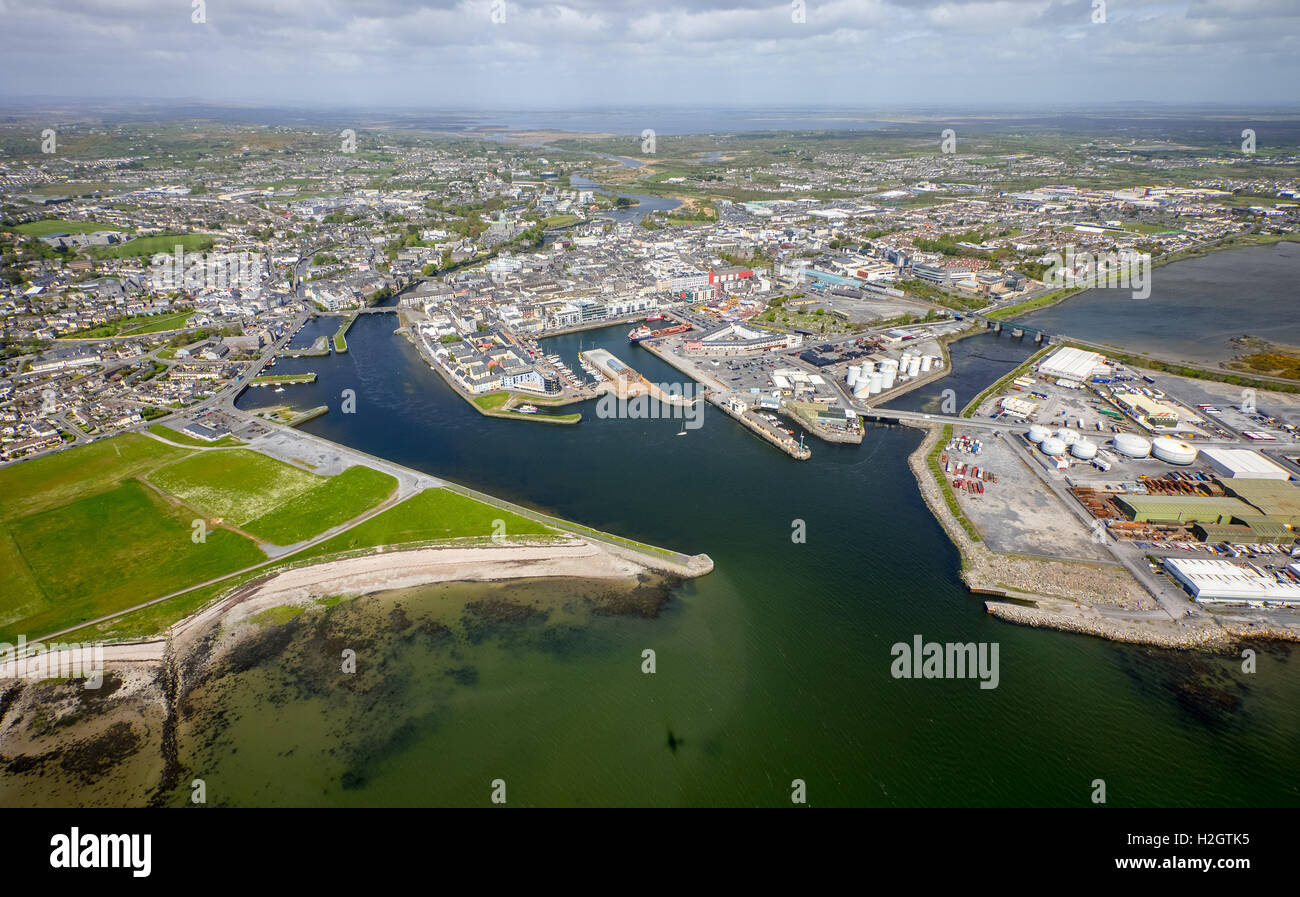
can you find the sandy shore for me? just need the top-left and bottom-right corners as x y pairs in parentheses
(173, 539), (646, 644)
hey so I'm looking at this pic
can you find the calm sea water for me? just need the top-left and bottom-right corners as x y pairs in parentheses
(1012, 241), (1300, 365)
(203, 315), (1300, 807)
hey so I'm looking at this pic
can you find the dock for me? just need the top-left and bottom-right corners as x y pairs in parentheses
(581, 349), (700, 408)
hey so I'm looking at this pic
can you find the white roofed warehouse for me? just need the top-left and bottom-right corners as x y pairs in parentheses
(1199, 447), (1293, 481)
(1163, 557), (1300, 605)
(1036, 346), (1105, 382)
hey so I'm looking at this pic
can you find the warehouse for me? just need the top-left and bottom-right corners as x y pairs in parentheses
(1114, 494), (1256, 525)
(1200, 447), (1293, 481)
(1222, 479), (1300, 527)
(1163, 557), (1300, 604)
(1037, 346), (1105, 381)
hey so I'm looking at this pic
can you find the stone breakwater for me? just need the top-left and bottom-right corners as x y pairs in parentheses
(902, 422), (1295, 650)
(983, 598), (1228, 649)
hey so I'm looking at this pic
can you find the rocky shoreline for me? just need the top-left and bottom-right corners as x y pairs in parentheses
(905, 422), (1298, 650)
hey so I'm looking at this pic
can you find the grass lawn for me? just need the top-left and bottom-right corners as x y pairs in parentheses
(242, 465), (397, 544)
(85, 233), (214, 259)
(0, 433), (190, 522)
(147, 424), (245, 447)
(297, 488), (552, 558)
(11, 219), (130, 237)
(59, 309), (195, 340)
(0, 524), (47, 635)
(3, 480), (265, 641)
(148, 449), (322, 527)
(250, 373), (315, 384)
(472, 392), (511, 411)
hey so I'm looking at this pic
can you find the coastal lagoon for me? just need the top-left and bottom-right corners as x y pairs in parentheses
(1012, 241), (1300, 366)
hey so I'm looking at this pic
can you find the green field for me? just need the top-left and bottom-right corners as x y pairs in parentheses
(10, 219), (130, 237)
(60, 309), (195, 340)
(298, 488), (552, 558)
(0, 433), (189, 522)
(147, 449), (323, 527)
(85, 233), (214, 259)
(147, 424), (245, 447)
(472, 392), (511, 411)
(3, 480), (264, 641)
(250, 373), (315, 385)
(242, 465), (397, 544)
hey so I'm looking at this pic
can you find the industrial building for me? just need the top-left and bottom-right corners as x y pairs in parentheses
(1113, 390), (1183, 428)
(1199, 447), (1293, 481)
(1221, 479), (1300, 527)
(1037, 346), (1105, 381)
(1114, 494), (1257, 525)
(1163, 557), (1300, 604)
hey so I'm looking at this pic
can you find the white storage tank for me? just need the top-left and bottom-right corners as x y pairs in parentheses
(846, 366), (859, 387)
(879, 358), (899, 372)
(1152, 436), (1198, 466)
(1071, 438), (1098, 460)
(1113, 433), (1152, 459)
(881, 370), (897, 390)
(868, 372), (883, 395)
(1041, 436), (1067, 456)
(899, 353), (912, 370)
(908, 356), (921, 378)
(1027, 424), (1051, 443)
(920, 356), (933, 372)
(1055, 428), (1080, 445)
(860, 361), (875, 375)
(853, 379), (872, 398)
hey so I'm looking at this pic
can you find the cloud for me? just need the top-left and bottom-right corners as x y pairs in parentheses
(0, 0), (1294, 107)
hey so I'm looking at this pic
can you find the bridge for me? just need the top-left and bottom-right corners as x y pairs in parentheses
(966, 313), (1057, 344)
(856, 407), (1022, 432)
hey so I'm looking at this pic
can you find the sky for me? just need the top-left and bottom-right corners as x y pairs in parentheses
(0, 0), (1297, 110)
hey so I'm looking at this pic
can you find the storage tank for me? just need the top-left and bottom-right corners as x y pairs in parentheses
(868, 372), (883, 395)
(879, 357), (899, 372)
(1040, 437), (1067, 456)
(853, 379), (872, 398)
(846, 366), (859, 387)
(907, 356), (921, 377)
(1055, 428), (1080, 445)
(881, 370), (896, 390)
(1152, 436), (1197, 466)
(1113, 433), (1152, 458)
(860, 361), (875, 375)
(1070, 439), (1098, 460)
(1027, 424), (1051, 443)
(920, 356), (933, 373)
(899, 353), (912, 371)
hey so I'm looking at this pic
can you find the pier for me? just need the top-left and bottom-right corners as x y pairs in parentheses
(581, 349), (700, 408)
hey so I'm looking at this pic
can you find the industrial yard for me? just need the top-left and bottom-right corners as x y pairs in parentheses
(953, 344), (1300, 620)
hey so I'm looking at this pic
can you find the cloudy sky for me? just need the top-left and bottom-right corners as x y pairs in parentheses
(1, 0), (1296, 110)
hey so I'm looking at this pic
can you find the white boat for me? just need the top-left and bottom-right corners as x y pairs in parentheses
(517, 404), (540, 414)
(274, 387), (285, 393)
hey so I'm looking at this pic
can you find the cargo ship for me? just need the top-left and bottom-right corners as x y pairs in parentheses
(629, 323), (690, 342)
